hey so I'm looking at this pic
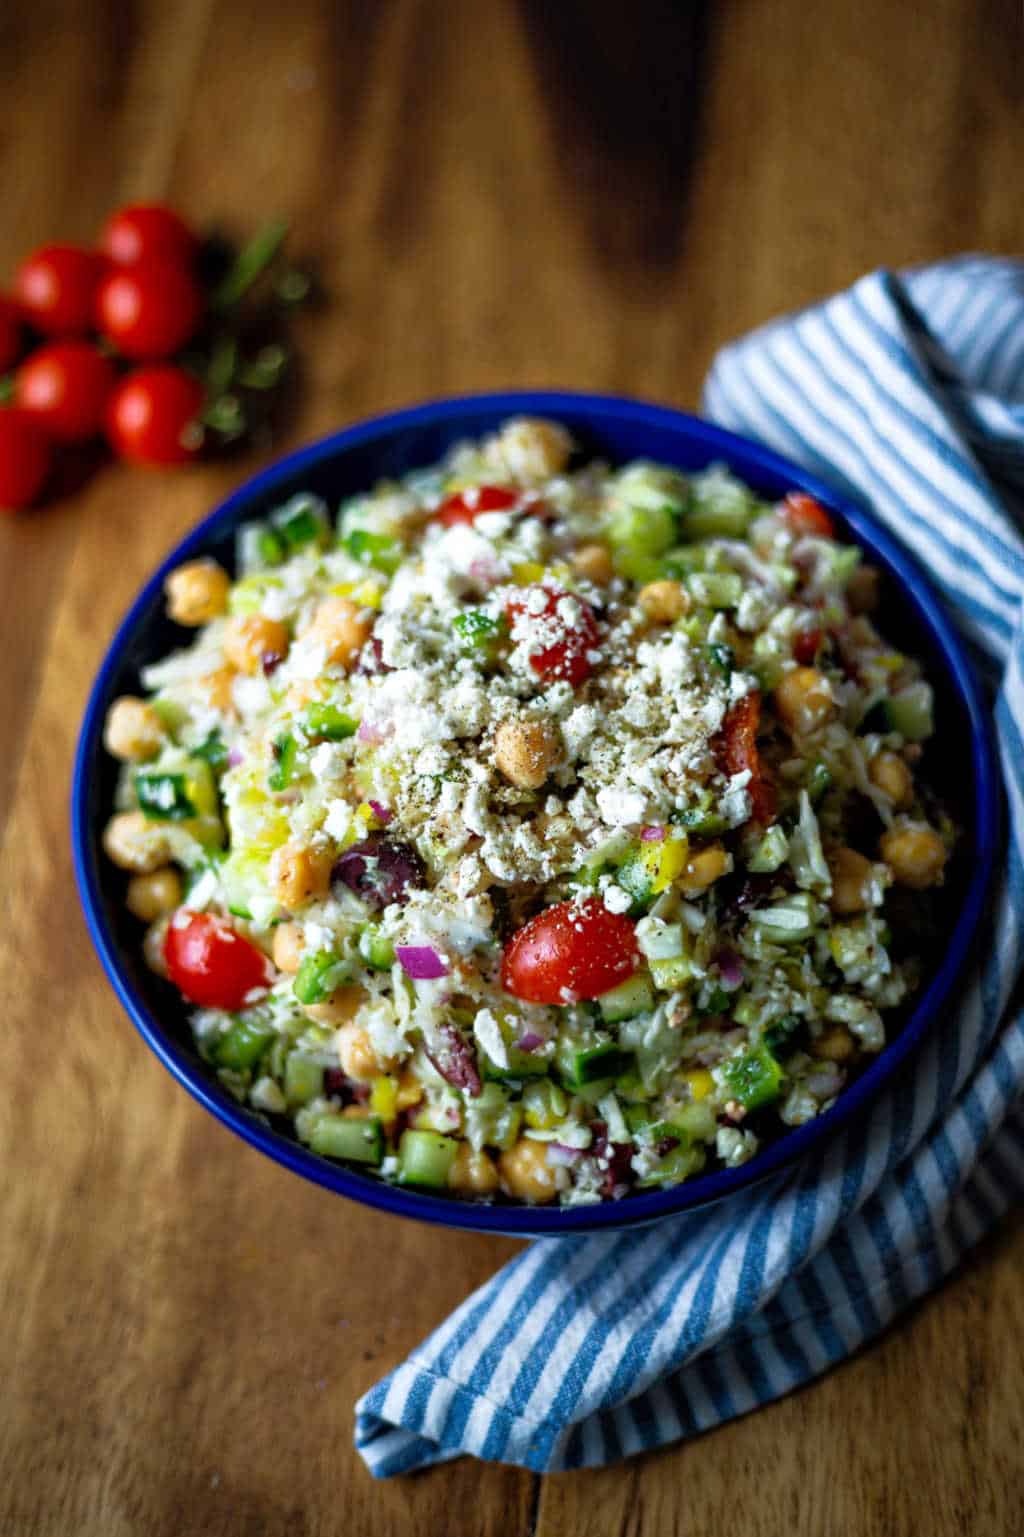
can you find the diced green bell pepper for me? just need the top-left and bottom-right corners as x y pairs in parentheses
(271, 494), (328, 549)
(213, 1014), (277, 1072)
(268, 732), (298, 791)
(135, 771), (197, 822)
(342, 528), (403, 573)
(293, 949), (351, 1005)
(686, 571), (743, 609)
(303, 703), (358, 741)
(720, 1042), (784, 1109)
(557, 1039), (635, 1090)
(358, 924), (395, 971)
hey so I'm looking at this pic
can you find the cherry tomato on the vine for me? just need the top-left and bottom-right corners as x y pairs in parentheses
(716, 690), (776, 824)
(501, 897), (640, 1004)
(782, 493), (835, 540)
(164, 912), (274, 1011)
(14, 342), (116, 443)
(106, 366), (205, 465)
(0, 296), (24, 371)
(99, 203), (199, 270)
(434, 484), (519, 528)
(96, 261), (204, 360)
(14, 244), (104, 337)
(0, 410), (53, 510)
(505, 585), (600, 687)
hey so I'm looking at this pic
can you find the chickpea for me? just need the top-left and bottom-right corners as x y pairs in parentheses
(680, 843), (729, 896)
(197, 665), (237, 715)
(308, 596), (373, 670)
(493, 718), (560, 789)
(102, 810), (173, 873)
(637, 579), (690, 624)
(395, 1069), (424, 1111)
(846, 564), (880, 614)
(164, 559), (230, 626)
(143, 915), (171, 977)
(880, 825), (947, 889)
(774, 666), (836, 735)
(271, 921), (305, 973)
(337, 1019), (392, 1080)
(304, 985), (368, 1028)
(869, 750), (913, 809)
(498, 1138), (559, 1204)
(570, 543), (614, 585)
(828, 846), (874, 915)
(125, 867), (183, 923)
(491, 417), (573, 480)
(273, 842), (333, 910)
(223, 614), (290, 677)
(448, 1143), (501, 1195)
(103, 696), (165, 762)
(811, 1026), (856, 1062)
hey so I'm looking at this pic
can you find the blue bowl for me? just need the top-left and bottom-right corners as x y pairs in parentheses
(72, 392), (998, 1236)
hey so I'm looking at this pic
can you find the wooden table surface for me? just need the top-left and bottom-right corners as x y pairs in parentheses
(2, 2), (1022, 1533)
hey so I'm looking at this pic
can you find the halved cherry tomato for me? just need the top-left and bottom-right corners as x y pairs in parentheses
(501, 897), (639, 1004)
(14, 342), (116, 443)
(505, 586), (600, 687)
(15, 244), (104, 337)
(106, 366), (204, 465)
(99, 203), (198, 270)
(164, 912), (274, 1010)
(435, 484), (519, 528)
(782, 493), (835, 539)
(793, 627), (822, 666)
(0, 296), (23, 371)
(96, 261), (204, 360)
(0, 410), (53, 510)
(716, 690), (776, 824)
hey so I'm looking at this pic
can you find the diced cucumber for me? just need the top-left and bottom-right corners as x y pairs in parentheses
(293, 949), (352, 1005)
(719, 1043), (783, 1110)
(557, 1039), (635, 1088)
(310, 1112), (384, 1165)
(679, 503), (753, 541)
(268, 732), (298, 792)
(686, 571), (743, 609)
(342, 528), (403, 573)
(762, 1013), (804, 1056)
(747, 891), (821, 942)
(480, 1045), (549, 1082)
(636, 1142), (706, 1187)
(191, 729), (229, 772)
(469, 1083), (522, 1150)
(887, 683), (933, 742)
(284, 1053), (324, 1108)
(271, 492), (329, 549)
(213, 1014), (277, 1072)
(597, 973), (655, 1022)
(675, 806), (729, 837)
(608, 499), (679, 557)
(135, 771), (197, 822)
(218, 847), (273, 923)
(747, 824), (789, 874)
(303, 703), (358, 741)
(636, 919), (686, 963)
(358, 924), (395, 971)
(397, 1128), (459, 1187)
(614, 849), (655, 915)
(522, 1078), (568, 1130)
(650, 954), (693, 990)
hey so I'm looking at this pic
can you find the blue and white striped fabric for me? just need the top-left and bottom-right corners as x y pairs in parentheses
(355, 257), (1024, 1477)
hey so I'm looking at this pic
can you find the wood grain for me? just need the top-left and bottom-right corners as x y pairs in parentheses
(1, 2), (1021, 1534)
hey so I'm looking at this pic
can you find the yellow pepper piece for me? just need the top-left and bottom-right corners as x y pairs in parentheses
(369, 1075), (399, 1123)
(350, 579), (383, 609)
(641, 831), (689, 894)
(511, 561), (546, 585)
(685, 1068), (715, 1102)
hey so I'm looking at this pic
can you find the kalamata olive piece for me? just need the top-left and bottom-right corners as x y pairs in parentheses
(331, 833), (426, 909)
(424, 1023), (482, 1098)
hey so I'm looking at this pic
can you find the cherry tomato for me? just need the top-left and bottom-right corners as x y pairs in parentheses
(505, 586), (600, 687)
(501, 897), (640, 1004)
(0, 410), (53, 510)
(95, 261), (204, 360)
(14, 243), (103, 337)
(716, 690), (776, 824)
(793, 627), (822, 666)
(106, 366), (204, 465)
(14, 342), (116, 443)
(164, 912), (274, 1010)
(782, 493), (835, 539)
(435, 484), (519, 528)
(0, 296), (24, 371)
(99, 203), (198, 270)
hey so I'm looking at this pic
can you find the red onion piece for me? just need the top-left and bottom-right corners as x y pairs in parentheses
(357, 719), (388, 745)
(514, 1031), (545, 1053)
(227, 747), (243, 768)
(640, 825), (665, 843)
(716, 948), (745, 991)
(368, 800), (393, 825)
(547, 1143), (583, 1166)
(396, 944), (448, 981)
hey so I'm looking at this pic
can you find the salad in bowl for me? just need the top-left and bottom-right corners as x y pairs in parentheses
(97, 413), (958, 1211)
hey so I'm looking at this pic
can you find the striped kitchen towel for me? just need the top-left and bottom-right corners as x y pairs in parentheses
(355, 257), (1024, 1476)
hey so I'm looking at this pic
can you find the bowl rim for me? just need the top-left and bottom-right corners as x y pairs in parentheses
(72, 389), (1000, 1235)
